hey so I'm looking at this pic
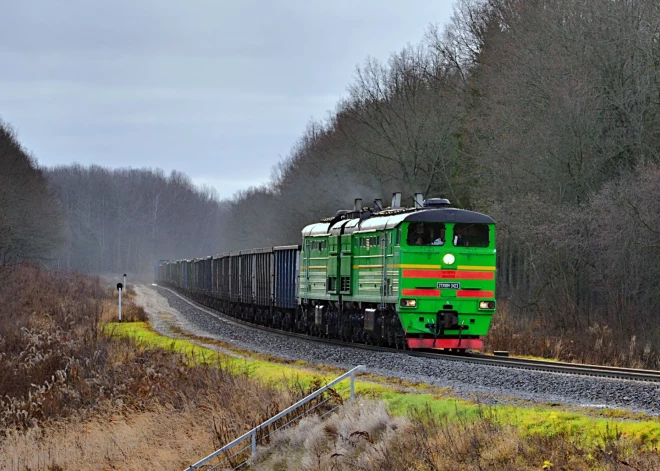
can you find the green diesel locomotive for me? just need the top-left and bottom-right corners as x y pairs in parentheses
(298, 193), (496, 350)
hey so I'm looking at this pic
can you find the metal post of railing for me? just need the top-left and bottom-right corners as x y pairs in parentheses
(350, 371), (355, 400)
(251, 430), (257, 457)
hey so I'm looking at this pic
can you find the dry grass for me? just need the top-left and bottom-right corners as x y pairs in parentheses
(380, 405), (660, 471)
(2, 405), (217, 470)
(254, 402), (660, 471)
(99, 283), (147, 324)
(485, 301), (660, 370)
(254, 400), (405, 470)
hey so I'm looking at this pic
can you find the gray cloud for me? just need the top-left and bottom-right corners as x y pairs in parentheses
(0, 0), (453, 198)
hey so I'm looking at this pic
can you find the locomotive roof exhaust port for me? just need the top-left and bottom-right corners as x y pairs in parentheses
(391, 192), (402, 208)
(414, 193), (424, 209)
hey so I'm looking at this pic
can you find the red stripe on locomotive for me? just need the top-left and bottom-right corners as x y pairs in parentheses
(401, 288), (442, 297)
(456, 290), (494, 298)
(403, 269), (494, 280)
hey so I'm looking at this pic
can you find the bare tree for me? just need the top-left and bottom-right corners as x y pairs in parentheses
(337, 45), (467, 203)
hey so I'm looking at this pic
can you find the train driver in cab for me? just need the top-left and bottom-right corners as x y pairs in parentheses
(453, 226), (468, 246)
(409, 223), (426, 245)
(431, 226), (446, 246)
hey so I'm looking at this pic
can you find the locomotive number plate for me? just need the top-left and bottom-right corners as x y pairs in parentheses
(437, 282), (460, 289)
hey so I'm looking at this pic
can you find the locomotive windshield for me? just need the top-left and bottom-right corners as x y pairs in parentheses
(406, 222), (446, 246)
(452, 223), (490, 247)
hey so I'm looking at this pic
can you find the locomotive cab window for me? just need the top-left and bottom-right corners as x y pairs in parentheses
(452, 223), (490, 247)
(407, 222), (446, 246)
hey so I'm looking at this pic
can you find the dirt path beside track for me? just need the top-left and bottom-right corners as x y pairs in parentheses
(133, 284), (183, 338)
(132, 284), (247, 359)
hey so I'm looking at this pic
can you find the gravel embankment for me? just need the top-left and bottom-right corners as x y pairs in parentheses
(147, 286), (660, 415)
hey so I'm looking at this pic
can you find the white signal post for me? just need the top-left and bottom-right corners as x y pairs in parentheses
(117, 282), (123, 321)
(123, 273), (127, 293)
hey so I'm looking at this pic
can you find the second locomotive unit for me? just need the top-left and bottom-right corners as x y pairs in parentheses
(156, 193), (496, 351)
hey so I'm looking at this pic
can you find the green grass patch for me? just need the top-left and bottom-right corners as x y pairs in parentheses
(104, 322), (355, 390)
(104, 321), (660, 451)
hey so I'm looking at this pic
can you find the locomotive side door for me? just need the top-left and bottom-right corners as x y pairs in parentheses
(380, 231), (388, 307)
(327, 235), (340, 295)
(339, 232), (352, 295)
(301, 238), (310, 300)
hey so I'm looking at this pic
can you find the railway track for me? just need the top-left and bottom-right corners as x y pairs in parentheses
(158, 285), (660, 384)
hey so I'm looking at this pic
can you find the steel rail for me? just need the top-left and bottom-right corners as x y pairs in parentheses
(157, 286), (660, 384)
(409, 350), (660, 383)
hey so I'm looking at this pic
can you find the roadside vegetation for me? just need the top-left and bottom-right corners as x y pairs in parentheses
(1, 266), (658, 470)
(254, 401), (660, 471)
(0, 266), (326, 470)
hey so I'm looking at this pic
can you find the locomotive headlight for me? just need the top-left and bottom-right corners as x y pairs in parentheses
(400, 299), (417, 308)
(442, 253), (456, 265)
(479, 301), (496, 309)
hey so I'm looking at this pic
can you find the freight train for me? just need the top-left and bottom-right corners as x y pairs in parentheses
(155, 193), (496, 351)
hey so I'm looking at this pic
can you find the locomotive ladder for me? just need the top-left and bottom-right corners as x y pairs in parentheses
(183, 365), (365, 471)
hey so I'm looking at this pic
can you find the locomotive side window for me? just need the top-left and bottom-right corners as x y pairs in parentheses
(406, 222), (446, 246)
(452, 223), (490, 247)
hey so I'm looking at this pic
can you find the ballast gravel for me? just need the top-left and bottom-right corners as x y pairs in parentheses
(146, 286), (660, 416)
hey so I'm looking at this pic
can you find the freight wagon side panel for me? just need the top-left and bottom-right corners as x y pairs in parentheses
(240, 251), (253, 304)
(216, 256), (222, 295)
(211, 256), (219, 295)
(182, 261), (189, 290)
(229, 252), (241, 303)
(274, 245), (300, 309)
(204, 257), (212, 293)
(220, 255), (230, 300)
(254, 248), (273, 308)
(193, 260), (200, 292)
(154, 260), (168, 282)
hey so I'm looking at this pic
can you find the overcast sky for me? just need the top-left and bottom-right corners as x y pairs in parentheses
(0, 1), (454, 199)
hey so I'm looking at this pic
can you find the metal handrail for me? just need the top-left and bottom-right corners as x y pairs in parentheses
(184, 365), (366, 471)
